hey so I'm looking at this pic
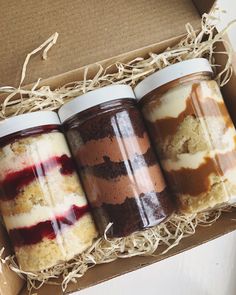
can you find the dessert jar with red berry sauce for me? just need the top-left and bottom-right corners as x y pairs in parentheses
(59, 85), (174, 238)
(0, 111), (97, 272)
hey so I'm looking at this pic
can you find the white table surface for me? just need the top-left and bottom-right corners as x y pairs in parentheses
(74, 1), (236, 294)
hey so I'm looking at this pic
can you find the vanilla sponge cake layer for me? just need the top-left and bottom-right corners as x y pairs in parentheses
(0, 132), (72, 180)
(1, 170), (85, 215)
(4, 193), (87, 229)
(15, 214), (97, 272)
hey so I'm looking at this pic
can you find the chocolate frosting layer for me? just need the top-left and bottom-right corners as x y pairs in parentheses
(81, 165), (166, 206)
(79, 147), (157, 179)
(76, 134), (151, 166)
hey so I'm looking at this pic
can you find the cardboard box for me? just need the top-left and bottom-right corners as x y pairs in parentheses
(214, 0), (236, 126)
(1, 0), (236, 294)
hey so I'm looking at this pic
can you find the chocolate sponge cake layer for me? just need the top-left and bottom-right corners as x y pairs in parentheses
(93, 189), (172, 237)
(70, 102), (146, 143)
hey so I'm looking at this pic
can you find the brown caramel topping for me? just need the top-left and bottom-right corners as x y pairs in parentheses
(146, 83), (234, 140)
(165, 150), (236, 196)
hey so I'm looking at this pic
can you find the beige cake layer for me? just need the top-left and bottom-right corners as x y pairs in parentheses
(0, 171), (84, 216)
(177, 174), (236, 214)
(15, 214), (97, 272)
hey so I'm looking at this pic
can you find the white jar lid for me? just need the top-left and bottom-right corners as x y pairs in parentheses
(0, 111), (60, 138)
(58, 84), (135, 123)
(134, 58), (213, 100)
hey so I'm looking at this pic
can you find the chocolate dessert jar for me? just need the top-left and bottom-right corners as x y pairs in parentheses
(58, 85), (174, 237)
(0, 111), (97, 272)
(134, 58), (236, 214)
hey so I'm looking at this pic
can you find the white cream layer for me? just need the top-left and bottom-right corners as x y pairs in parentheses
(144, 80), (224, 122)
(144, 83), (192, 121)
(162, 151), (208, 171)
(200, 80), (224, 103)
(162, 144), (236, 172)
(198, 118), (236, 146)
(4, 193), (87, 230)
(0, 132), (71, 180)
(224, 168), (236, 186)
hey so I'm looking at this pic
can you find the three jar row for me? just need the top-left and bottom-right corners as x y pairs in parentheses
(0, 58), (236, 272)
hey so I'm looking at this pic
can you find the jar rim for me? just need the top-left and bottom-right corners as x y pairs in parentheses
(0, 111), (60, 138)
(134, 58), (213, 100)
(58, 84), (135, 123)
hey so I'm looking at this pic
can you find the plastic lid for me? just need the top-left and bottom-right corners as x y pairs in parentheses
(134, 58), (213, 100)
(0, 111), (60, 138)
(58, 84), (135, 123)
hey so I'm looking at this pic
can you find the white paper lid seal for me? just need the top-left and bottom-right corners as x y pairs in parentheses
(0, 111), (60, 138)
(134, 58), (213, 100)
(58, 84), (135, 123)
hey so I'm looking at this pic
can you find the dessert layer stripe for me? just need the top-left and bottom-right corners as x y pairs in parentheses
(162, 143), (236, 171)
(146, 99), (233, 140)
(0, 154), (75, 201)
(0, 132), (72, 179)
(15, 214), (97, 271)
(76, 108), (146, 143)
(9, 204), (89, 247)
(164, 150), (236, 196)
(3, 193), (87, 229)
(79, 147), (157, 179)
(82, 165), (166, 206)
(76, 133), (151, 166)
(93, 189), (173, 237)
(144, 83), (230, 122)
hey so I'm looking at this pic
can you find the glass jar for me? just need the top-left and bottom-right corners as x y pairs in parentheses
(59, 85), (174, 237)
(0, 111), (97, 272)
(135, 58), (236, 214)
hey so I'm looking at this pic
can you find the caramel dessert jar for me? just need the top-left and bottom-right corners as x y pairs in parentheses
(59, 85), (174, 237)
(0, 111), (97, 271)
(135, 58), (236, 214)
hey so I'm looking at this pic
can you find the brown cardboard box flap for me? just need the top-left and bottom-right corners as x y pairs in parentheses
(0, 0), (201, 87)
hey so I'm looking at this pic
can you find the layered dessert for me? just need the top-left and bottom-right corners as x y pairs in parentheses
(142, 80), (236, 214)
(66, 100), (174, 237)
(0, 130), (97, 271)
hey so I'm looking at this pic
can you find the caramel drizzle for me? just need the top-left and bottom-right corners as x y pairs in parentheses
(148, 83), (234, 140)
(165, 150), (236, 196)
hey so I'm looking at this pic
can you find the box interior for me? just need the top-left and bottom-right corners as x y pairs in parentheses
(2, 1), (236, 295)
(0, 0), (201, 87)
